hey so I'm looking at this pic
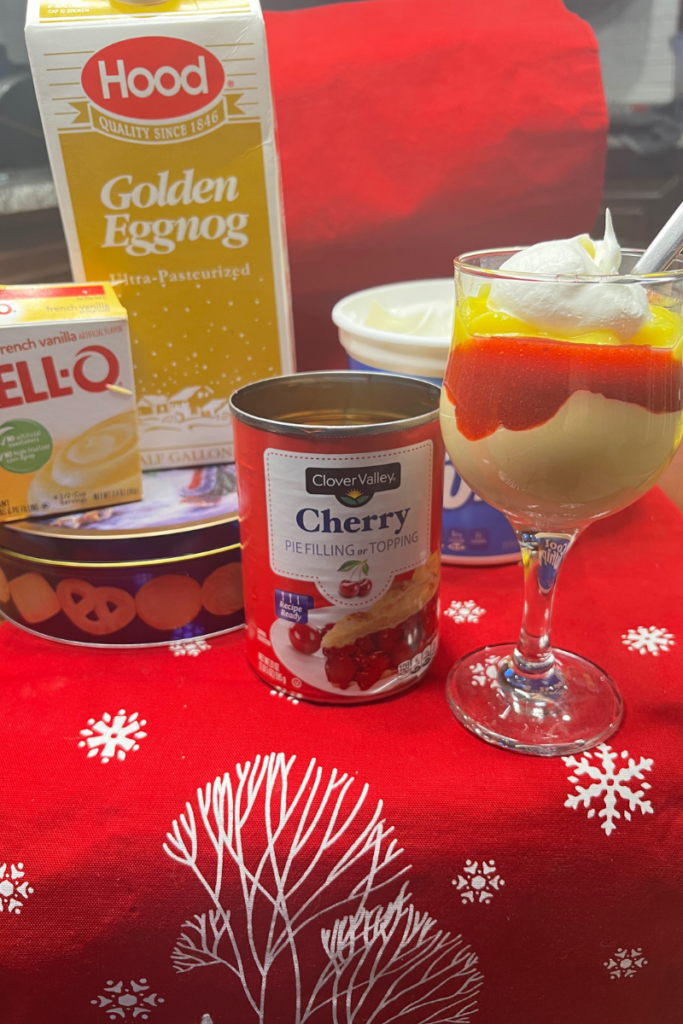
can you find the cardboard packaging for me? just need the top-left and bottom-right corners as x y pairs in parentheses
(26, 0), (294, 470)
(0, 282), (142, 522)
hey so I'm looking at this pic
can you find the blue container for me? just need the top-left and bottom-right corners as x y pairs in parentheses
(333, 280), (520, 565)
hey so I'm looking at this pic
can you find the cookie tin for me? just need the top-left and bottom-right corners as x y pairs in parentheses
(0, 464), (243, 646)
(230, 371), (443, 704)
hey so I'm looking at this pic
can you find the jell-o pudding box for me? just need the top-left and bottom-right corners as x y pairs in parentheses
(26, 0), (294, 469)
(0, 283), (142, 522)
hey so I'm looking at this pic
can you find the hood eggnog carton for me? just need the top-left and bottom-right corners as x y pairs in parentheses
(26, 0), (294, 469)
(0, 283), (142, 522)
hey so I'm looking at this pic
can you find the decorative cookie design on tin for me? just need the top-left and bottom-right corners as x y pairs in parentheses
(0, 566), (10, 604)
(57, 578), (136, 635)
(9, 572), (61, 624)
(202, 562), (244, 617)
(135, 574), (203, 631)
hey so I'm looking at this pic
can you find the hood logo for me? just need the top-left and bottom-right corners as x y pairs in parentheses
(82, 37), (225, 121)
(306, 463), (401, 507)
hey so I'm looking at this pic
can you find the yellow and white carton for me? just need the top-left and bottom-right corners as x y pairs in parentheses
(25, 0), (294, 470)
(0, 283), (142, 522)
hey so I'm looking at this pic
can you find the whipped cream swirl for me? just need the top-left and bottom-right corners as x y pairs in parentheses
(488, 210), (651, 341)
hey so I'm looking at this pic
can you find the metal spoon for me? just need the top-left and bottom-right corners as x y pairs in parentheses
(632, 198), (683, 274)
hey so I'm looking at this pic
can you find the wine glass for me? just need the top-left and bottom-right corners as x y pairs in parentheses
(440, 249), (683, 756)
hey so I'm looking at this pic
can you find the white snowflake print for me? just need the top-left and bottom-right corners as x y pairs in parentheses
(563, 744), (653, 836)
(604, 948), (647, 979)
(92, 979), (164, 1019)
(270, 689), (300, 705)
(169, 639), (211, 657)
(469, 654), (501, 688)
(78, 710), (147, 764)
(621, 626), (674, 656)
(452, 860), (505, 904)
(443, 600), (486, 624)
(0, 862), (34, 914)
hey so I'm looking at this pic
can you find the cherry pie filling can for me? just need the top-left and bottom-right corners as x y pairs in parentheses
(230, 371), (443, 703)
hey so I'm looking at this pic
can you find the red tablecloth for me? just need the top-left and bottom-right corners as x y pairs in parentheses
(2, 489), (683, 1024)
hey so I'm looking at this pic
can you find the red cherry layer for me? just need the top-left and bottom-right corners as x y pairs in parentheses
(444, 334), (683, 442)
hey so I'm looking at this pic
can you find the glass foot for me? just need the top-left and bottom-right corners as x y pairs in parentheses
(446, 644), (623, 757)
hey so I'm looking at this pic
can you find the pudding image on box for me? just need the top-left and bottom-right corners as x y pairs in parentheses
(0, 283), (142, 522)
(25, 0), (294, 469)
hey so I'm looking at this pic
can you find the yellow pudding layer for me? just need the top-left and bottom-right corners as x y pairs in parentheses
(440, 388), (683, 528)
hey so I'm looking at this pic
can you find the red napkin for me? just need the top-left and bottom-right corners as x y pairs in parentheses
(265, 0), (607, 370)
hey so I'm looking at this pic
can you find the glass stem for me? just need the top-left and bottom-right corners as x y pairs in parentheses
(512, 530), (579, 681)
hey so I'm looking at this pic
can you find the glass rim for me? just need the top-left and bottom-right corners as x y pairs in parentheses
(454, 247), (683, 285)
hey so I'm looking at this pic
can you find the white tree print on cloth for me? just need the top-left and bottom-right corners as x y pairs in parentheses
(91, 979), (164, 1019)
(443, 600), (486, 624)
(452, 860), (505, 905)
(469, 655), (501, 689)
(164, 753), (482, 1024)
(563, 744), (653, 836)
(170, 639), (211, 657)
(621, 626), (675, 656)
(604, 948), (647, 979)
(0, 862), (34, 914)
(78, 710), (147, 764)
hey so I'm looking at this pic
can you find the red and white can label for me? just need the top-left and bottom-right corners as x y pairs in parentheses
(266, 443), (433, 603)
(255, 440), (440, 701)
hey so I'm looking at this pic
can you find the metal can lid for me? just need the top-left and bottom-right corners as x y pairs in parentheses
(229, 370), (440, 438)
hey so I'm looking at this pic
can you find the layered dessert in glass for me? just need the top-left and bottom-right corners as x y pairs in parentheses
(440, 216), (683, 755)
